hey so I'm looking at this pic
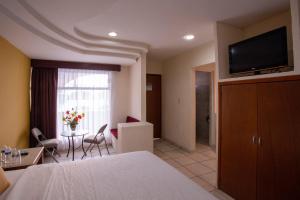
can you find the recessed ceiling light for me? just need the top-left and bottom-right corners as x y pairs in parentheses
(108, 32), (118, 37)
(183, 34), (195, 41)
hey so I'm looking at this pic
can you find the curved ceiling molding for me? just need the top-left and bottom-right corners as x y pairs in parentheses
(0, 4), (137, 60)
(73, 26), (149, 51)
(17, 0), (148, 55)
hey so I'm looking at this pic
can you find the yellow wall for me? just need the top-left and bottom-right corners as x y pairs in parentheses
(0, 37), (30, 148)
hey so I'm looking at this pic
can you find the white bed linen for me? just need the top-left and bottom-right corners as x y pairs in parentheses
(0, 169), (24, 200)
(2, 151), (217, 200)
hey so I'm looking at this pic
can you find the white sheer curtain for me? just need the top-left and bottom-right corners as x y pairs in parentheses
(57, 68), (111, 149)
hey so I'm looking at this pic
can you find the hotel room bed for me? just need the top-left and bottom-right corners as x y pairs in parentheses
(1, 151), (217, 200)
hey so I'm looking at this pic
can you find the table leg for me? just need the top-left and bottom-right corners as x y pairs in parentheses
(72, 136), (75, 161)
(82, 135), (86, 156)
(66, 136), (70, 157)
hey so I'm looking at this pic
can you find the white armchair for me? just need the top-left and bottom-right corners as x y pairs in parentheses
(112, 122), (153, 154)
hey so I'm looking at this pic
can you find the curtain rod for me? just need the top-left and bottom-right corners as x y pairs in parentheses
(31, 59), (121, 72)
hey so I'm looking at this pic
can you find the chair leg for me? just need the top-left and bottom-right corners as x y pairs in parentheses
(45, 148), (59, 163)
(96, 143), (102, 157)
(104, 138), (110, 155)
(55, 147), (61, 157)
(81, 143), (92, 160)
(90, 144), (95, 152)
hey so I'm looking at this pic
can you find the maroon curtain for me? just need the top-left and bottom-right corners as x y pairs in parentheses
(30, 67), (58, 147)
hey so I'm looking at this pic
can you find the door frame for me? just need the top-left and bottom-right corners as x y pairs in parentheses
(192, 62), (217, 148)
(146, 73), (162, 138)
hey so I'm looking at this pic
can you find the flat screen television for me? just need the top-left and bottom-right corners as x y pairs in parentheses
(229, 26), (288, 74)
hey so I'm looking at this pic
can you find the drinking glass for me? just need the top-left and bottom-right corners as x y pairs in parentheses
(11, 148), (19, 163)
(4, 146), (12, 164)
(0, 146), (5, 164)
(0, 146), (5, 166)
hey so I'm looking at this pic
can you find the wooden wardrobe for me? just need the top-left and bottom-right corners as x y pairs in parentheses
(218, 75), (300, 200)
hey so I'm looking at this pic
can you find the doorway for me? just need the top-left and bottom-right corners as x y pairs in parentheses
(193, 62), (216, 150)
(146, 74), (161, 138)
(196, 72), (211, 145)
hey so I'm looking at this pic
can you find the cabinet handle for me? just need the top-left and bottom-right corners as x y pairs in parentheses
(252, 136), (256, 144)
(258, 137), (262, 145)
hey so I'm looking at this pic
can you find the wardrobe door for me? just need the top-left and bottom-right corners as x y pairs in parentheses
(257, 81), (300, 200)
(219, 84), (258, 200)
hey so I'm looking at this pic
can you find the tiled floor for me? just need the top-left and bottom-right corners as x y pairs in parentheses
(44, 139), (233, 200)
(44, 145), (116, 163)
(153, 139), (233, 200)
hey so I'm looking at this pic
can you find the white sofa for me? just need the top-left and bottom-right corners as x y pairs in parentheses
(111, 122), (153, 154)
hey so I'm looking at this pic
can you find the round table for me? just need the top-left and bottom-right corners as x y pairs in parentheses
(61, 130), (88, 161)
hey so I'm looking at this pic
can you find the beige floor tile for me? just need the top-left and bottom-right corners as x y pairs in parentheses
(211, 189), (234, 200)
(188, 152), (211, 162)
(161, 156), (171, 161)
(201, 159), (217, 171)
(153, 149), (161, 154)
(164, 150), (186, 159)
(195, 143), (212, 152)
(175, 166), (196, 178)
(154, 142), (166, 147)
(156, 144), (177, 152)
(154, 151), (170, 159)
(201, 150), (217, 159)
(175, 148), (191, 156)
(191, 177), (215, 192)
(166, 143), (179, 149)
(185, 163), (213, 176)
(164, 159), (182, 168)
(200, 172), (217, 186)
(174, 156), (196, 166)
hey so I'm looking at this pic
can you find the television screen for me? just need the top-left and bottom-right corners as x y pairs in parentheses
(229, 26), (288, 74)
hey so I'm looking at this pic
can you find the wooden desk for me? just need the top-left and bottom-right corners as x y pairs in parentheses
(1, 147), (44, 171)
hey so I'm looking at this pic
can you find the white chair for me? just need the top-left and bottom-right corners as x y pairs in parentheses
(81, 124), (110, 159)
(31, 128), (60, 163)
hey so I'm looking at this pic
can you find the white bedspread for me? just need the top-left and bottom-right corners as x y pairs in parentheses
(4, 151), (217, 200)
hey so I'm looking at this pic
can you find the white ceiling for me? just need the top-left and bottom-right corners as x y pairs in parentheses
(0, 0), (289, 65)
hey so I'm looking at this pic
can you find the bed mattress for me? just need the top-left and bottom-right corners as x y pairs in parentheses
(1, 151), (217, 200)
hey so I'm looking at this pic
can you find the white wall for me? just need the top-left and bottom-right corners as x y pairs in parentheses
(147, 58), (163, 74)
(128, 53), (147, 121)
(215, 22), (244, 80)
(291, 0), (300, 73)
(162, 42), (215, 151)
(110, 66), (130, 128)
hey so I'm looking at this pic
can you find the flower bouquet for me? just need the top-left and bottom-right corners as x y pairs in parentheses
(62, 108), (85, 131)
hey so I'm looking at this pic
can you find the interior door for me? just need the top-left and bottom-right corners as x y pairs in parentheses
(219, 84), (258, 200)
(257, 81), (300, 200)
(146, 74), (161, 138)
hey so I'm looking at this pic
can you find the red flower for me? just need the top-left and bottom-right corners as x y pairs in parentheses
(66, 111), (70, 114)
(75, 117), (78, 122)
(78, 115), (81, 119)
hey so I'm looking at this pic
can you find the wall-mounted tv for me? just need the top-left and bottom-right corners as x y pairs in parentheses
(229, 26), (288, 74)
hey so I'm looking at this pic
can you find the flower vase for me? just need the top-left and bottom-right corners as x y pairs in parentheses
(70, 124), (77, 131)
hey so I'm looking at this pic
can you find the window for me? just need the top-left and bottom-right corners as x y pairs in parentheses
(57, 69), (111, 147)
